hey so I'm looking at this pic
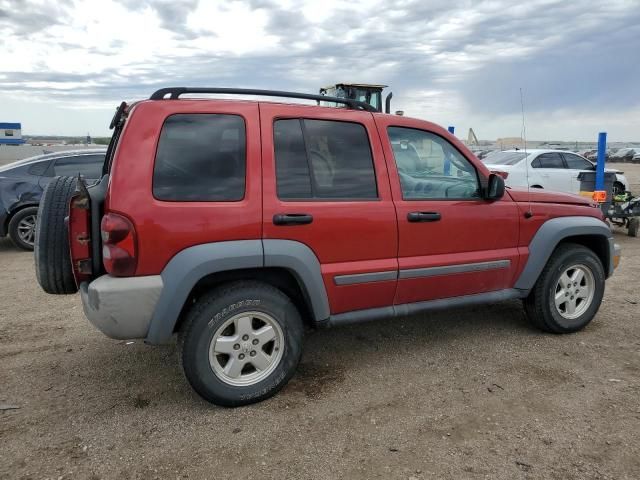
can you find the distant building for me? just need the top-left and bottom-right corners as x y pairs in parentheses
(0, 123), (26, 145)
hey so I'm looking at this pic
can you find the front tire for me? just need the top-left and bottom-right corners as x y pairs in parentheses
(8, 206), (39, 250)
(524, 243), (605, 333)
(179, 281), (304, 407)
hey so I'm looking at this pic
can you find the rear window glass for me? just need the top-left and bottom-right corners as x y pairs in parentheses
(481, 151), (527, 165)
(153, 114), (246, 201)
(274, 118), (377, 200)
(53, 154), (105, 179)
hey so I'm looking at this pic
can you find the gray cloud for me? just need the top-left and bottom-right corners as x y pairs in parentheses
(1, 0), (639, 138)
(116, 0), (205, 39)
(0, 0), (73, 36)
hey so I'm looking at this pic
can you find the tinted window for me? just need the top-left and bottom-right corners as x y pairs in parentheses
(274, 119), (377, 200)
(53, 154), (105, 178)
(274, 119), (312, 198)
(387, 127), (479, 200)
(533, 153), (564, 168)
(28, 160), (51, 176)
(564, 153), (593, 170)
(153, 114), (246, 201)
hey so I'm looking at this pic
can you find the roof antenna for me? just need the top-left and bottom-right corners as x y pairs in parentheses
(520, 87), (533, 219)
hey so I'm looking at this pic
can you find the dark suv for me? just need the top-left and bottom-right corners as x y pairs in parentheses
(0, 149), (105, 249)
(35, 88), (620, 407)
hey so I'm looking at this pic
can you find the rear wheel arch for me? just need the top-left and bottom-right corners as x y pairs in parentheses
(173, 267), (315, 335)
(145, 239), (329, 345)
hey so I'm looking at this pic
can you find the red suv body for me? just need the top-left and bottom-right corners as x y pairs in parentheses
(35, 88), (621, 406)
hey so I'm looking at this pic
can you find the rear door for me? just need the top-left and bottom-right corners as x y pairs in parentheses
(530, 152), (572, 192)
(562, 152), (594, 194)
(375, 116), (520, 305)
(260, 104), (398, 315)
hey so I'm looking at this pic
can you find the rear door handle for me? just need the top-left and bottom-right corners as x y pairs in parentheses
(273, 213), (314, 226)
(407, 211), (441, 222)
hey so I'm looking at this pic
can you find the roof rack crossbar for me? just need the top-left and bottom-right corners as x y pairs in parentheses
(149, 87), (377, 112)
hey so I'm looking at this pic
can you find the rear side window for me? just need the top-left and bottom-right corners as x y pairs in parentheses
(153, 114), (246, 201)
(53, 154), (105, 179)
(28, 161), (51, 176)
(274, 119), (377, 200)
(532, 152), (564, 168)
(564, 153), (593, 170)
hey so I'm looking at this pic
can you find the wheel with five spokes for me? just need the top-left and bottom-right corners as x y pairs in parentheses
(524, 243), (605, 333)
(179, 281), (303, 407)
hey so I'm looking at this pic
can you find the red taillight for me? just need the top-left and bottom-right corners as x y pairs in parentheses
(101, 213), (137, 276)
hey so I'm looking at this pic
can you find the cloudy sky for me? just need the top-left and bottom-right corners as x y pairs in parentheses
(1, 0), (639, 140)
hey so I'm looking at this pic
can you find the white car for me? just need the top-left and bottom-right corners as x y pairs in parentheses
(482, 149), (629, 195)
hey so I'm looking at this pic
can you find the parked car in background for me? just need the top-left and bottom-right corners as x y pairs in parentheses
(609, 148), (636, 163)
(482, 149), (629, 195)
(0, 149), (106, 249)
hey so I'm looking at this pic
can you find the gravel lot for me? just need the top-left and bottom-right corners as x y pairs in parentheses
(1, 165), (639, 480)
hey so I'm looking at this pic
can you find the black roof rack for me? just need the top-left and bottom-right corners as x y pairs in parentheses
(149, 87), (377, 112)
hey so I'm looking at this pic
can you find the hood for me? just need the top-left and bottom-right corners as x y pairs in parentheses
(507, 187), (594, 206)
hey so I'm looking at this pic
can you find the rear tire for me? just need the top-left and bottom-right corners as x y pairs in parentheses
(628, 217), (639, 237)
(35, 176), (79, 294)
(8, 206), (39, 250)
(524, 243), (605, 333)
(612, 181), (625, 196)
(179, 281), (304, 407)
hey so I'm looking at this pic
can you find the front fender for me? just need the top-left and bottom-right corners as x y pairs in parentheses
(514, 216), (613, 292)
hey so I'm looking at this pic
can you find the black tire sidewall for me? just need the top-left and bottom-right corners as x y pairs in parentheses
(34, 176), (78, 294)
(8, 206), (39, 250)
(542, 248), (605, 332)
(181, 283), (303, 407)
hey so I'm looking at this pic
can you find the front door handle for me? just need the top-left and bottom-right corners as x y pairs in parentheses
(273, 213), (314, 226)
(407, 211), (441, 222)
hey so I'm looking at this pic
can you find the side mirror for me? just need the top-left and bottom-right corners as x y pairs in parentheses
(486, 173), (505, 200)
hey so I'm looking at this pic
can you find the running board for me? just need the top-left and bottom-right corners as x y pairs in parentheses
(326, 289), (525, 327)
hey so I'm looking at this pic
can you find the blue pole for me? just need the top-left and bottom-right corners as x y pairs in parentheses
(596, 132), (606, 191)
(445, 126), (454, 176)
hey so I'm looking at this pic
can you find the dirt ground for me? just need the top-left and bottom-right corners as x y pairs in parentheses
(1, 167), (639, 480)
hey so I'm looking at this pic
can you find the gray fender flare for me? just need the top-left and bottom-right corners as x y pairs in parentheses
(145, 239), (329, 344)
(263, 239), (330, 322)
(514, 216), (613, 292)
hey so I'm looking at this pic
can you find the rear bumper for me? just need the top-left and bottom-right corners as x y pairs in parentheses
(80, 275), (163, 340)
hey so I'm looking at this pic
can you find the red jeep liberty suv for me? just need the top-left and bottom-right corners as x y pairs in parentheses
(34, 87), (621, 407)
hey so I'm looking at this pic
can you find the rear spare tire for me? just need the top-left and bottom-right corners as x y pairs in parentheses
(35, 176), (79, 294)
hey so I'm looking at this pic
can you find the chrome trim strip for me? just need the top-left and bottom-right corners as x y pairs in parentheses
(399, 260), (511, 280)
(334, 270), (398, 286)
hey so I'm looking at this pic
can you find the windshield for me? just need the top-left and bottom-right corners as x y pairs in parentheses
(481, 151), (528, 165)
